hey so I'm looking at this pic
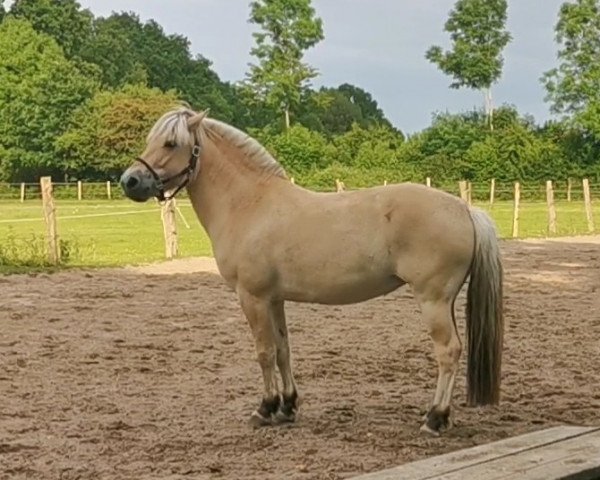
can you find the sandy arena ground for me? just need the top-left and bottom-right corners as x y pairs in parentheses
(1, 236), (599, 479)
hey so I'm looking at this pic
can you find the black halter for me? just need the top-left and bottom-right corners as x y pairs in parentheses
(135, 144), (201, 202)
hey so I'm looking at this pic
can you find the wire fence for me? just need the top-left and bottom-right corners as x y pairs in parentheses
(1, 178), (599, 202)
(0, 181), (124, 201)
(1, 177), (597, 270)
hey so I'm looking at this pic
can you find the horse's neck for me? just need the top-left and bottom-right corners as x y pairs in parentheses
(187, 141), (281, 239)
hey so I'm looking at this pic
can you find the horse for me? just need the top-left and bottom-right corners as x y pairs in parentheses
(119, 106), (504, 436)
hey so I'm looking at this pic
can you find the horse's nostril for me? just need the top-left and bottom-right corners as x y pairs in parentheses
(126, 176), (139, 189)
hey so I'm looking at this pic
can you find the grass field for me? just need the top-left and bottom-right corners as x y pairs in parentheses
(0, 199), (212, 272)
(0, 197), (598, 274)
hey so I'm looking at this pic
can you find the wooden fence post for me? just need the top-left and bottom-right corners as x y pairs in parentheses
(546, 180), (557, 235)
(467, 181), (472, 205)
(426, 177), (431, 187)
(567, 178), (572, 202)
(106, 181), (112, 199)
(512, 181), (520, 238)
(161, 198), (178, 259)
(77, 180), (83, 201)
(459, 181), (468, 202)
(40, 177), (60, 264)
(489, 178), (495, 207)
(20, 182), (25, 203)
(583, 178), (595, 232)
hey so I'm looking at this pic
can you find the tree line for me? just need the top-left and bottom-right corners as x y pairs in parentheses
(0, 0), (599, 186)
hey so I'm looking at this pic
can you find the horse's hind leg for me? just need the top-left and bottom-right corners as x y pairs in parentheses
(238, 289), (280, 427)
(414, 286), (463, 436)
(271, 300), (299, 423)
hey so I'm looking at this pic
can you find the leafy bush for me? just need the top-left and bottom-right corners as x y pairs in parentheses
(256, 125), (335, 173)
(0, 230), (81, 271)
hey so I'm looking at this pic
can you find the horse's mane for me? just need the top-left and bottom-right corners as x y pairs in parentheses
(147, 106), (287, 179)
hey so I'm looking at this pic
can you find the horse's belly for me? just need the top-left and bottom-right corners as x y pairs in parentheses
(282, 271), (405, 305)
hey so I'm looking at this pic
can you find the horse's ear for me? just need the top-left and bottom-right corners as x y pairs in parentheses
(187, 109), (210, 131)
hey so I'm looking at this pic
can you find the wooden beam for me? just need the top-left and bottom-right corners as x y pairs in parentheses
(546, 180), (557, 235)
(40, 176), (60, 265)
(583, 178), (595, 232)
(161, 198), (178, 259)
(349, 426), (600, 480)
(512, 181), (520, 238)
(459, 181), (468, 202)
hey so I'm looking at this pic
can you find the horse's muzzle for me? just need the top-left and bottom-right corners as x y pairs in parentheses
(119, 167), (160, 202)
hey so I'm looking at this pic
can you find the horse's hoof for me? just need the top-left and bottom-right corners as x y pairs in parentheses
(419, 423), (441, 437)
(248, 410), (272, 428)
(274, 409), (296, 424)
(422, 406), (450, 434)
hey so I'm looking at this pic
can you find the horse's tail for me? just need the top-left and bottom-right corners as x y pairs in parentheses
(465, 207), (504, 406)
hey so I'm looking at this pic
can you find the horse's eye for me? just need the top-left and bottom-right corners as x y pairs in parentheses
(164, 141), (176, 148)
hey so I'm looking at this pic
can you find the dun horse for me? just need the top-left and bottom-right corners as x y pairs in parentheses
(120, 107), (504, 436)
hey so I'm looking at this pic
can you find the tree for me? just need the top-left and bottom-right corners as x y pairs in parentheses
(78, 12), (239, 122)
(9, 0), (94, 58)
(298, 88), (363, 135)
(426, 0), (511, 130)
(78, 14), (147, 88)
(244, 0), (324, 130)
(542, 0), (600, 138)
(56, 84), (180, 180)
(0, 18), (98, 181)
(297, 84), (397, 136)
(337, 84), (393, 129)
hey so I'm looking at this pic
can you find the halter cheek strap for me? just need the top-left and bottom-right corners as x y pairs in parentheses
(135, 144), (201, 202)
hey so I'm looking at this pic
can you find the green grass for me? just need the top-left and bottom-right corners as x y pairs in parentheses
(0, 198), (598, 274)
(474, 200), (599, 238)
(0, 199), (212, 272)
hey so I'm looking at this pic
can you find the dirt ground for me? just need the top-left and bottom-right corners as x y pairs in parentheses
(1, 236), (600, 480)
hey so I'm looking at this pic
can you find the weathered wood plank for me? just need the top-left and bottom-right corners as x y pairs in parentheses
(350, 426), (597, 480)
(432, 428), (600, 480)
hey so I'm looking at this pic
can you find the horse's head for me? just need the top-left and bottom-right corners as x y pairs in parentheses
(120, 108), (209, 202)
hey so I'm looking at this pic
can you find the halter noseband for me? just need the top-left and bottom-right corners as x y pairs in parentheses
(135, 144), (201, 202)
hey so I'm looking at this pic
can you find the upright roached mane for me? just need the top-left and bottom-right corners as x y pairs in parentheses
(120, 106), (504, 438)
(146, 106), (288, 179)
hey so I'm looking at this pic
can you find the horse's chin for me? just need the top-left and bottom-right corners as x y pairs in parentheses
(124, 192), (152, 203)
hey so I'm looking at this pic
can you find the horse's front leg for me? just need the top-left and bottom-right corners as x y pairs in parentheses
(238, 289), (281, 426)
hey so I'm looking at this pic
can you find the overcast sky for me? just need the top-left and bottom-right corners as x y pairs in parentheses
(58, 1), (566, 133)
